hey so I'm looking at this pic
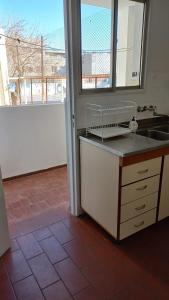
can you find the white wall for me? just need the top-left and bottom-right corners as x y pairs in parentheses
(0, 104), (67, 179)
(75, 0), (169, 128)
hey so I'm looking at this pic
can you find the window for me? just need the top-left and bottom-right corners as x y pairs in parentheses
(0, 0), (66, 106)
(52, 66), (58, 74)
(81, 0), (113, 89)
(80, 0), (148, 91)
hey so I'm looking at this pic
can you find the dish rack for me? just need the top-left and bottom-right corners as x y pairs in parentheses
(85, 101), (137, 141)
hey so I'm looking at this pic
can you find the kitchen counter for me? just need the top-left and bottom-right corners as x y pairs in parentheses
(80, 133), (169, 157)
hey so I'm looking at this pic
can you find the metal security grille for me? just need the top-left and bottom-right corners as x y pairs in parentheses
(80, 0), (148, 90)
(81, 4), (113, 89)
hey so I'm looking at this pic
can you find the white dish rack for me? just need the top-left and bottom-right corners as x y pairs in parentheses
(85, 101), (137, 141)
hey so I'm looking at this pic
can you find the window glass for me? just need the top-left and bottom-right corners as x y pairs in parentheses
(116, 0), (145, 87)
(81, 0), (113, 89)
(80, 0), (147, 91)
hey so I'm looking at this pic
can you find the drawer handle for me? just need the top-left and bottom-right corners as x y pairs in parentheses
(135, 204), (146, 211)
(137, 169), (149, 175)
(136, 185), (148, 191)
(134, 221), (145, 228)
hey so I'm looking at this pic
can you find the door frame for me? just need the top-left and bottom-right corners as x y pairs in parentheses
(64, 0), (81, 216)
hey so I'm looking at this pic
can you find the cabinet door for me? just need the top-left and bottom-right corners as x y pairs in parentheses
(80, 140), (119, 239)
(159, 155), (169, 221)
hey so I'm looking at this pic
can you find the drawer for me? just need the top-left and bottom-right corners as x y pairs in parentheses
(121, 175), (160, 205)
(120, 193), (158, 223)
(122, 157), (162, 186)
(120, 209), (156, 240)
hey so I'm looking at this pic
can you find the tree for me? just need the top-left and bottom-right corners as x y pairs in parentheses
(4, 20), (42, 77)
(1, 20), (66, 104)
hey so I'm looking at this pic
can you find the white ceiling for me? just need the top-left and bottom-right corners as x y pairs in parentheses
(82, 0), (111, 9)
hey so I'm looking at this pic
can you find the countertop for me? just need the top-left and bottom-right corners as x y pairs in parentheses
(79, 133), (169, 157)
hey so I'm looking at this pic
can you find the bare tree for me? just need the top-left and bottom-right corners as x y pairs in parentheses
(4, 20), (42, 77)
(1, 20), (66, 105)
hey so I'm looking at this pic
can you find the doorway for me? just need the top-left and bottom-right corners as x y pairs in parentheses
(0, 0), (77, 239)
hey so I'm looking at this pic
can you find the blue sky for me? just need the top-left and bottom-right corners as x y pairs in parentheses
(0, 0), (64, 34)
(0, 0), (65, 48)
(0, 0), (111, 50)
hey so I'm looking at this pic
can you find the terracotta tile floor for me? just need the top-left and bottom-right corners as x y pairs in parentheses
(4, 167), (69, 225)
(1, 167), (169, 299)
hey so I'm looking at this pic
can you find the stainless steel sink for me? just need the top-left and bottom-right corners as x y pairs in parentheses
(137, 129), (169, 141)
(155, 125), (169, 133)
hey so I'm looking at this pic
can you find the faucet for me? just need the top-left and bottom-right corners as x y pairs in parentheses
(137, 105), (157, 113)
(137, 105), (167, 117)
(148, 105), (157, 115)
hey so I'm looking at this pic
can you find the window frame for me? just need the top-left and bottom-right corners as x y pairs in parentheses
(79, 0), (150, 94)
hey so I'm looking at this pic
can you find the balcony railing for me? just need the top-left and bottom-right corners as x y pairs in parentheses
(9, 76), (66, 105)
(82, 74), (111, 89)
(8, 74), (110, 105)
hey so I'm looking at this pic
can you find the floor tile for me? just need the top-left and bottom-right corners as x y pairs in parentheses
(50, 221), (74, 244)
(80, 258), (129, 298)
(55, 258), (88, 295)
(9, 205), (68, 238)
(4, 167), (68, 225)
(74, 286), (105, 300)
(63, 216), (109, 247)
(29, 253), (59, 289)
(129, 277), (169, 300)
(2, 167), (169, 300)
(110, 289), (131, 300)
(17, 233), (43, 259)
(3, 250), (32, 283)
(14, 275), (44, 300)
(40, 236), (68, 264)
(11, 239), (19, 252)
(43, 281), (72, 300)
(33, 227), (52, 241)
(0, 263), (17, 300)
(64, 239), (98, 270)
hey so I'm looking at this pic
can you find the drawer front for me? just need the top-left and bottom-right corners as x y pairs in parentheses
(122, 157), (162, 186)
(120, 193), (158, 223)
(120, 209), (156, 240)
(121, 175), (160, 205)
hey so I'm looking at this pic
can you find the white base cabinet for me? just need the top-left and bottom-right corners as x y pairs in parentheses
(120, 209), (156, 240)
(80, 141), (119, 238)
(158, 155), (169, 221)
(80, 139), (163, 240)
(120, 193), (158, 223)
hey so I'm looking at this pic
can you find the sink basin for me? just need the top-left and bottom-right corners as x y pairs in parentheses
(137, 130), (169, 141)
(155, 125), (169, 133)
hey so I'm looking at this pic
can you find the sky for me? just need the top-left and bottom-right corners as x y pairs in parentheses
(0, 0), (111, 51)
